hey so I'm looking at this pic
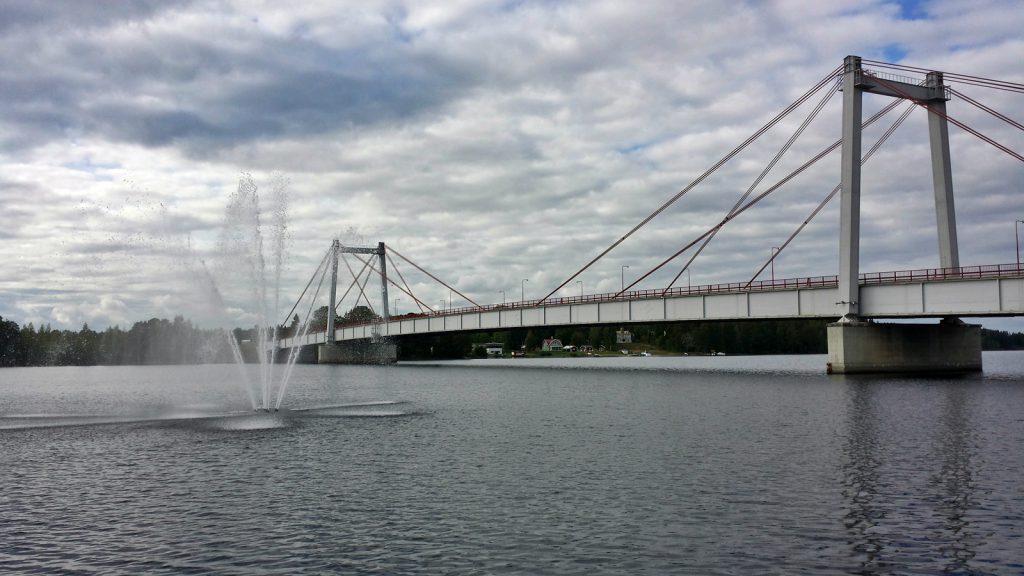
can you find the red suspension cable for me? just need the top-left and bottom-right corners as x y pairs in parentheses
(386, 246), (481, 308)
(746, 102), (918, 286)
(620, 97), (905, 297)
(950, 88), (1024, 131)
(537, 65), (844, 303)
(664, 81), (841, 292)
(864, 71), (1024, 163)
(386, 252), (427, 313)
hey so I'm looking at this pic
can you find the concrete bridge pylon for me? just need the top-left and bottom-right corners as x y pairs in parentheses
(831, 55), (979, 374)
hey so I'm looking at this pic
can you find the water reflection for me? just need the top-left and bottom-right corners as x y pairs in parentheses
(841, 379), (886, 573)
(930, 384), (979, 572)
(841, 378), (982, 574)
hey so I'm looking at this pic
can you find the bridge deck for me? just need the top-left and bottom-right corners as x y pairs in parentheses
(279, 264), (1024, 348)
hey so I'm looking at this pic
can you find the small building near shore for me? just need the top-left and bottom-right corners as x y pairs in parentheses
(541, 338), (563, 351)
(473, 342), (504, 356)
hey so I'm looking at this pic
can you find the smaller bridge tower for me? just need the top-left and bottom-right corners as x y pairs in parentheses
(326, 240), (390, 343)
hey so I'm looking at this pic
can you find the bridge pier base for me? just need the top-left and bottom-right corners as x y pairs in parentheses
(826, 319), (981, 374)
(274, 345), (317, 365)
(318, 340), (397, 365)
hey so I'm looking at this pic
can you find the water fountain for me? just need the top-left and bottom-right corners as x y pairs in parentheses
(198, 173), (315, 412)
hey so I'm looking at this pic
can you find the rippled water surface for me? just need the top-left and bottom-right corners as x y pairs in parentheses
(2, 354), (1023, 574)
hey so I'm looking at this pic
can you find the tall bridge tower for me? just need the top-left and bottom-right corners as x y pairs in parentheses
(830, 55), (979, 373)
(838, 55), (959, 319)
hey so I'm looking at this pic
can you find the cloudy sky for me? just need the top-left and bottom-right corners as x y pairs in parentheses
(1, 0), (1022, 331)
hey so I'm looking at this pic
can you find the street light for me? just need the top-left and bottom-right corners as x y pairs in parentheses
(577, 280), (583, 298)
(440, 299), (446, 314)
(522, 278), (529, 303)
(500, 290), (505, 306)
(770, 247), (780, 282)
(685, 268), (691, 290)
(621, 265), (629, 291)
(1016, 220), (1024, 269)
(393, 298), (400, 315)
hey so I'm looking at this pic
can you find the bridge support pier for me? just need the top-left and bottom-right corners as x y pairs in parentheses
(826, 319), (981, 374)
(318, 340), (397, 365)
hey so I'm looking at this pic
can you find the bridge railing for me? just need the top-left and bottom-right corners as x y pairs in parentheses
(334, 263), (1024, 330)
(860, 263), (1024, 284)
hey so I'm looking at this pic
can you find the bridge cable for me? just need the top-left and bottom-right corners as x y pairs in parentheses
(864, 71), (1024, 163)
(614, 99), (905, 297)
(333, 251), (372, 313)
(351, 255), (379, 315)
(386, 252), (428, 313)
(338, 242), (386, 309)
(538, 65), (844, 304)
(301, 251), (331, 333)
(334, 252), (376, 316)
(337, 251), (378, 315)
(949, 88), (1024, 132)
(746, 102), (918, 286)
(348, 251), (439, 314)
(276, 259), (331, 402)
(279, 245), (332, 328)
(663, 80), (841, 294)
(386, 245), (482, 308)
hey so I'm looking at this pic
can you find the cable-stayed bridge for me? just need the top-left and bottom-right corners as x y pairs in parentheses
(276, 56), (1024, 373)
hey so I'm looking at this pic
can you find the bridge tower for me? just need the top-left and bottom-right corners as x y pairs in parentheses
(839, 55), (960, 318)
(830, 55), (980, 373)
(320, 240), (397, 363)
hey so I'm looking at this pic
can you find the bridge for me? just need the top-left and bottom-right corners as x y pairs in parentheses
(275, 56), (1024, 373)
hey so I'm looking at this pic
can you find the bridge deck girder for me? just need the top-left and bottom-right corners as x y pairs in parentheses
(277, 270), (1024, 349)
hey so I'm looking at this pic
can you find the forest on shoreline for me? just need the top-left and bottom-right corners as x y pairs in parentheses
(3, 313), (1024, 367)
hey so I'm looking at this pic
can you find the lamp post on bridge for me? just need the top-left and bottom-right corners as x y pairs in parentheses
(393, 298), (400, 316)
(1016, 220), (1024, 270)
(439, 299), (445, 314)
(577, 280), (583, 299)
(621, 265), (629, 292)
(521, 278), (529, 303)
(685, 268), (691, 290)
(500, 291), (505, 306)
(770, 247), (780, 283)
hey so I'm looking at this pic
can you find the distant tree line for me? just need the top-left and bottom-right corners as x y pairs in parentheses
(0, 315), (239, 367)
(0, 306), (380, 367)
(980, 328), (1024, 350)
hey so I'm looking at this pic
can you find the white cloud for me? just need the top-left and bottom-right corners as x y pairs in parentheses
(0, 0), (1022, 331)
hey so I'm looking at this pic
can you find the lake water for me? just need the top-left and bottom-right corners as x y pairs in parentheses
(2, 353), (1023, 574)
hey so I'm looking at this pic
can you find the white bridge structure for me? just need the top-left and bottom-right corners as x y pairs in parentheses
(279, 265), (1024, 365)
(276, 56), (1023, 373)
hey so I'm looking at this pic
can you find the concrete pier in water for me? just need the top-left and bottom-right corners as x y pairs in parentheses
(318, 341), (397, 364)
(826, 320), (982, 374)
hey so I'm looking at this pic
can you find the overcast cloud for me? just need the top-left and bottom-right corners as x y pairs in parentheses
(1, 0), (1022, 331)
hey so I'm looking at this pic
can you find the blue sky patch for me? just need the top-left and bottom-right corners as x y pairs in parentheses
(881, 43), (908, 62)
(893, 0), (930, 20)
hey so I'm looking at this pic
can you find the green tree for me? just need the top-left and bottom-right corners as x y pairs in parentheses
(341, 305), (377, 324)
(310, 306), (329, 332)
(0, 315), (22, 366)
(523, 329), (539, 351)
